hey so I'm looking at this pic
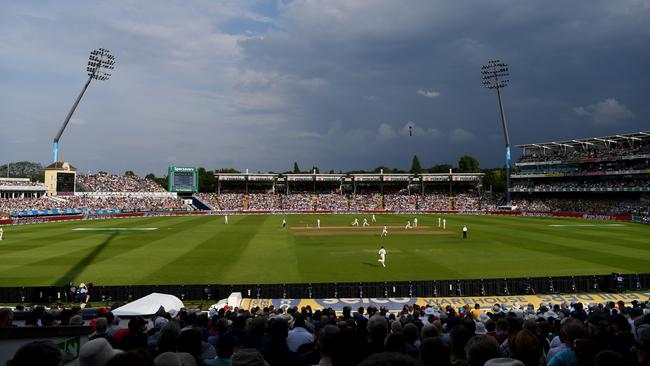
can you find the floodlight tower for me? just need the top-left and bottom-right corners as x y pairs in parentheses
(52, 48), (116, 163)
(481, 59), (512, 204)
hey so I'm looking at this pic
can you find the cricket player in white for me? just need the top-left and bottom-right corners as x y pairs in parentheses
(0, 227), (3, 241)
(438, 217), (441, 228)
(381, 225), (388, 237)
(317, 219), (321, 229)
(443, 218), (446, 230)
(224, 215), (228, 224)
(405, 221), (412, 229)
(372, 214), (377, 222)
(352, 218), (359, 226)
(378, 246), (386, 267)
(413, 217), (418, 228)
(362, 218), (370, 227)
(282, 219), (287, 228)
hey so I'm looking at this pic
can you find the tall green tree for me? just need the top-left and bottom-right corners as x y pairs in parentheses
(293, 162), (301, 173)
(482, 168), (506, 192)
(124, 170), (137, 177)
(154, 176), (168, 190)
(197, 167), (217, 192)
(458, 155), (480, 172)
(145, 173), (156, 180)
(311, 166), (320, 174)
(410, 155), (423, 174)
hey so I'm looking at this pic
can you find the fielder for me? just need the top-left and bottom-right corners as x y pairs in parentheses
(224, 215), (228, 224)
(378, 246), (386, 267)
(413, 217), (418, 228)
(463, 225), (468, 239)
(317, 219), (321, 229)
(362, 218), (370, 227)
(282, 219), (287, 228)
(372, 214), (377, 222)
(0, 227), (3, 241)
(443, 218), (446, 230)
(352, 218), (359, 226)
(381, 225), (388, 237)
(438, 217), (441, 228)
(405, 221), (412, 229)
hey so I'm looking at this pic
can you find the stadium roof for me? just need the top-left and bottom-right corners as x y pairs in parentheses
(516, 131), (650, 149)
(45, 161), (77, 171)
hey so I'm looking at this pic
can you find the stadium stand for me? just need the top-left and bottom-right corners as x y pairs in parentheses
(248, 192), (281, 210)
(384, 191), (417, 211)
(281, 193), (313, 210)
(512, 131), (650, 218)
(3, 132), (650, 217)
(0, 173), (188, 215)
(76, 173), (166, 193)
(0, 178), (47, 199)
(4, 298), (650, 365)
(350, 193), (381, 211)
(315, 193), (348, 211)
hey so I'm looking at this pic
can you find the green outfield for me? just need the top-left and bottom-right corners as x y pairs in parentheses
(0, 214), (649, 286)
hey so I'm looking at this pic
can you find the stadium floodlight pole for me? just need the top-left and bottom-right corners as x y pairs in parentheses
(481, 59), (512, 204)
(52, 48), (116, 162)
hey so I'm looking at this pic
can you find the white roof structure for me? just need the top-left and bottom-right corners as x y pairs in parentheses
(112, 293), (184, 317)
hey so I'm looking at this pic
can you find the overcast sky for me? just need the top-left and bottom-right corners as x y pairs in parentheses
(1, 1), (648, 175)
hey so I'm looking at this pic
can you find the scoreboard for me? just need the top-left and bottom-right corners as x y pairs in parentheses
(56, 172), (76, 192)
(168, 166), (198, 193)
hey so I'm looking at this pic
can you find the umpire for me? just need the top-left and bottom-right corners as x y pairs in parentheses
(462, 225), (468, 239)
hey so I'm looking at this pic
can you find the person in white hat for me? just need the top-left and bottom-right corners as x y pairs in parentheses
(79, 338), (123, 366)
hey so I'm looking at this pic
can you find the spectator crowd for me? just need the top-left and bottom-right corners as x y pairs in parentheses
(5, 297), (650, 366)
(77, 173), (166, 193)
(513, 178), (650, 191)
(0, 195), (187, 214)
(518, 139), (650, 164)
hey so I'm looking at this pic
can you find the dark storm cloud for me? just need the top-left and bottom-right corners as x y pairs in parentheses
(236, 0), (650, 171)
(0, 1), (648, 174)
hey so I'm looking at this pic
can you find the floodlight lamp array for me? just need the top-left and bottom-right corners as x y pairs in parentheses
(481, 60), (509, 89)
(86, 48), (116, 80)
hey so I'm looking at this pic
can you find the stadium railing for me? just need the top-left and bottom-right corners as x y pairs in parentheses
(1, 273), (648, 304)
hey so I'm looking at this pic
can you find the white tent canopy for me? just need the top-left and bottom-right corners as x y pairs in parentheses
(112, 293), (184, 317)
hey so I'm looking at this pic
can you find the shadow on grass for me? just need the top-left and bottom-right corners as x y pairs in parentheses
(362, 262), (379, 268)
(55, 231), (119, 285)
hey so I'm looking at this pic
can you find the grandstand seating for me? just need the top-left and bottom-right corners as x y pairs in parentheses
(76, 173), (165, 193)
(512, 131), (650, 217)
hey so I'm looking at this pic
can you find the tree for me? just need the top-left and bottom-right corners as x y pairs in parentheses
(311, 166), (320, 174)
(482, 168), (506, 192)
(293, 162), (301, 173)
(429, 164), (453, 173)
(154, 176), (168, 190)
(410, 155), (423, 174)
(145, 173), (156, 180)
(124, 170), (137, 177)
(0, 161), (44, 180)
(198, 167), (217, 192)
(458, 155), (480, 172)
(328, 169), (335, 174)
